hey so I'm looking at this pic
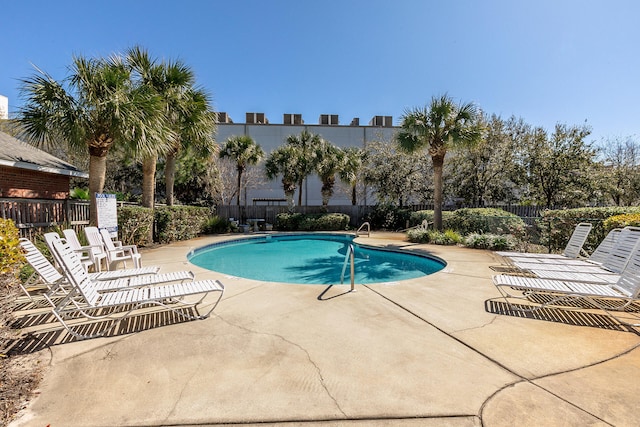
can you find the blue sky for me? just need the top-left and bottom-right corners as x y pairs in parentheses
(1, 0), (638, 143)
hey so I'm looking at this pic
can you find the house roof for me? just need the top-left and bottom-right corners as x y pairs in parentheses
(0, 131), (88, 178)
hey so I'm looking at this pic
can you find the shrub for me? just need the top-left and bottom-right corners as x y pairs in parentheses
(275, 213), (350, 231)
(407, 228), (462, 245)
(447, 208), (526, 236)
(465, 233), (518, 251)
(118, 206), (154, 246)
(0, 219), (24, 275)
(155, 206), (211, 244)
(202, 216), (232, 234)
(602, 213), (640, 231)
(365, 204), (412, 230)
(1, 219), (25, 351)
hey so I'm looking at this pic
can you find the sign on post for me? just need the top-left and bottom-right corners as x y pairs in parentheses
(96, 193), (118, 237)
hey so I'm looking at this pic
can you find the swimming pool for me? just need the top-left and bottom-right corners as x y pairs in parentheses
(187, 233), (445, 285)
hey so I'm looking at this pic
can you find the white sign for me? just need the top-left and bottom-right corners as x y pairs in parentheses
(96, 193), (118, 237)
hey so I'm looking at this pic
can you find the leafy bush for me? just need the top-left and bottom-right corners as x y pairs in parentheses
(409, 210), (454, 228)
(0, 219), (24, 274)
(275, 213), (350, 231)
(464, 233), (518, 251)
(202, 216), (233, 234)
(118, 206), (154, 246)
(69, 187), (89, 200)
(155, 206), (211, 243)
(602, 213), (640, 231)
(1, 219), (25, 351)
(407, 228), (462, 245)
(447, 208), (526, 236)
(365, 204), (412, 230)
(539, 207), (640, 253)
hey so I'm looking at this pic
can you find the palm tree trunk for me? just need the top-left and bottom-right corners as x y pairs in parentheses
(298, 180), (303, 206)
(165, 151), (177, 206)
(351, 184), (357, 205)
(432, 154), (445, 231)
(88, 154), (108, 226)
(142, 155), (157, 208)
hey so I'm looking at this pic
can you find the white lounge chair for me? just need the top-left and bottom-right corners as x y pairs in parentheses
(18, 238), (68, 305)
(496, 222), (593, 260)
(42, 232), (194, 293)
(63, 228), (107, 272)
(47, 236), (224, 339)
(491, 240), (640, 327)
(43, 233), (159, 281)
(84, 226), (141, 270)
(511, 227), (640, 284)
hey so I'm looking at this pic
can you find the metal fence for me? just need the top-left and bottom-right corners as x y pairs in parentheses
(0, 198), (89, 238)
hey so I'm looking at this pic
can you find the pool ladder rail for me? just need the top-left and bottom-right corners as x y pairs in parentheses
(355, 222), (370, 237)
(340, 244), (356, 292)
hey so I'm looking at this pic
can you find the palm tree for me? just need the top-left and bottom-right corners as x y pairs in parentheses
(265, 145), (303, 211)
(219, 135), (264, 206)
(285, 130), (322, 206)
(164, 88), (217, 206)
(126, 46), (216, 207)
(339, 147), (364, 205)
(315, 140), (344, 208)
(396, 94), (482, 230)
(17, 53), (168, 225)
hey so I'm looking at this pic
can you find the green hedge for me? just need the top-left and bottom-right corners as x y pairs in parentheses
(539, 207), (640, 253)
(118, 206), (154, 246)
(154, 206), (211, 244)
(446, 208), (526, 236)
(275, 213), (350, 231)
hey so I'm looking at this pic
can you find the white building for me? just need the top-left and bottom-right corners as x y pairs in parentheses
(0, 95), (8, 120)
(215, 112), (398, 206)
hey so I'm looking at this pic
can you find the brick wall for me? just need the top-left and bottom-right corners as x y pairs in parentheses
(0, 165), (70, 199)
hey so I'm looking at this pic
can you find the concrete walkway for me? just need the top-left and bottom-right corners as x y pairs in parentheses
(9, 232), (640, 426)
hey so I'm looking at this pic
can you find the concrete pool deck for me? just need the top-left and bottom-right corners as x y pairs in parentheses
(8, 231), (640, 426)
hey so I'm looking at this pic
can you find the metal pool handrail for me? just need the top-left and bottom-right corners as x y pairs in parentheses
(340, 244), (356, 291)
(355, 222), (370, 237)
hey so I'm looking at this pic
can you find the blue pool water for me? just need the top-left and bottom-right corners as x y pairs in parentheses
(187, 233), (445, 285)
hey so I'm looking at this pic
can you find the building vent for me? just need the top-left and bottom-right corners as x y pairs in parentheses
(246, 112), (269, 124)
(283, 113), (304, 125)
(319, 114), (339, 125)
(350, 117), (360, 126)
(369, 115), (393, 127)
(216, 112), (233, 123)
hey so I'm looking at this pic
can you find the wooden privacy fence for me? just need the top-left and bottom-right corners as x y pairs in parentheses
(1, 197), (89, 238)
(1, 198), (549, 237)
